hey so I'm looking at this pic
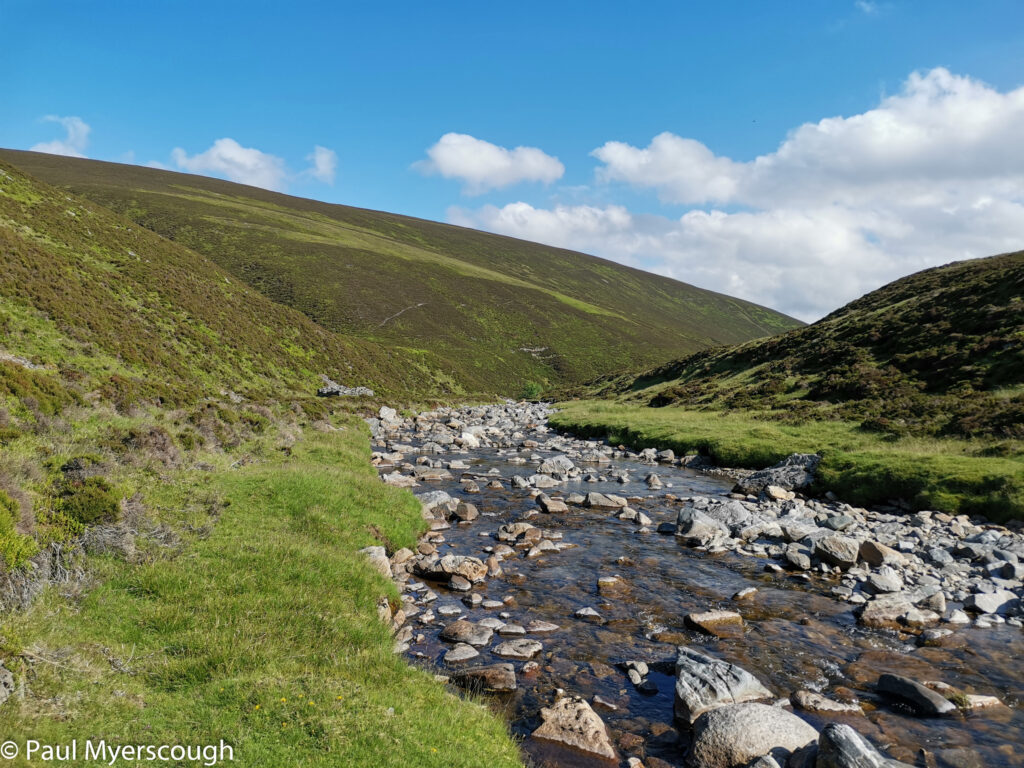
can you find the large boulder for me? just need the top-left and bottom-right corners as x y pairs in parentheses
(539, 455), (574, 475)
(674, 647), (773, 724)
(413, 554), (487, 583)
(439, 620), (494, 647)
(585, 492), (628, 509)
(733, 454), (820, 494)
(358, 546), (392, 578)
(815, 534), (860, 569)
(876, 674), (957, 716)
(816, 723), (916, 768)
(688, 702), (818, 768)
(531, 696), (617, 761)
(676, 507), (729, 547)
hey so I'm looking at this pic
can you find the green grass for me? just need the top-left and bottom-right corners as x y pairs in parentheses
(0, 149), (802, 395)
(551, 401), (1024, 519)
(0, 418), (521, 767)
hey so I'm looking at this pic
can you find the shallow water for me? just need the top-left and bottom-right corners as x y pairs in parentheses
(391, 440), (1024, 767)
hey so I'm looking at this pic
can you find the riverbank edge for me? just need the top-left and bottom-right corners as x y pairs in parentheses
(549, 401), (1024, 522)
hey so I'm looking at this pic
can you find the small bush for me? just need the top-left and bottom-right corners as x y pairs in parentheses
(55, 477), (122, 526)
(520, 381), (544, 400)
(0, 490), (37, 569)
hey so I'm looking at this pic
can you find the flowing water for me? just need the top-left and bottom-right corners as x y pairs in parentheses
(389, 436), (1024, 767)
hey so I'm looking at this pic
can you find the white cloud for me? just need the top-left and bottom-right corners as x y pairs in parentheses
(30, 115), (90, 157)
(855, 0), (879, 14)
(416, 133), (564, 194)
(172, 138), (288, 191)
(305, 145), (337, 184)
(455, 69), (1024, 321)
(170, 138), (338, 191)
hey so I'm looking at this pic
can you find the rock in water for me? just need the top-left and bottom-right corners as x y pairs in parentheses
(685, 610), (744, 636)
(439, 620), (493, 647)
(876, 674), (957, 716)
(816, 723), (915, 767)
(452, 663), (517, 692)
(688, 702), (818, 768)
(531, 696), (617, 761)
(674, 646), (773, 723)
(790, 690), (863, 715)
(815, 534), (860, 569)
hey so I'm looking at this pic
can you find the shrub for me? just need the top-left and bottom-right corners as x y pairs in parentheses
(0, 490), (37, 569)
(520, 381), (544, 400)
(55, 477), (121, 526)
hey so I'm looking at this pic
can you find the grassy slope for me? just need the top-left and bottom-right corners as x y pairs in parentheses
(0, 149), (801, 394)
(597, 252), (1024, 440)
(0, 164), (520, 760)
(0, 415), (520, 767)
(553, 254), (1024, 518)
(0, 160), (450, 407)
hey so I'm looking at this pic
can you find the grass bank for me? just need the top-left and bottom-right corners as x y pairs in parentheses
(0, 417), (521, 767)
(551, 401), (1024, 520)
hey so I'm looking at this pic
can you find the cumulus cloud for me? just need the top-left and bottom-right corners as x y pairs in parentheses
(170, 138), (338, 191)
(30, 115), (90, 157)
(305, 145), (338, 184)
(457, 69), (1024, 320)
(416, 133), (564, 194)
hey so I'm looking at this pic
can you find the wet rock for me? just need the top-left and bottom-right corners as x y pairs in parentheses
(815, 534), (860, 569)
(531, 696), (618, 761)
(575, 606), (604, 622)
(816, 723), (915, 767)
(685, 610), (744, 636)
(674, 646), (773, 724)
(688, 702), (818, 768)
(439, 620), (493, 647)
(493, 638), (543, 659)
(453, 663), (516, 692)
(676, 506), (729, 546)
(537, 494), (569, 513)
(443, 643), (480, 663)
(790, 690), (863, 715)
(733, 587), (758, 600)
(733, 453), (820, 494)
(415, 553), (489, 583)
(539, 455), (574, 475)
(496, 522), (541, 545)
(452, 502), (479, 522)
(527, 620), (560, 634)
(876, 673), (957, 716)
(497, 623), (525, 636)
(585, 492), (628, 509)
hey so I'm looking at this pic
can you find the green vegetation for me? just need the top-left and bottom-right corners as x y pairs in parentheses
(553, 400), (1023, 519)
(0, 491), (36, 570)
(0, 415), (520, 767)
(0, 149), (800, 395)
(583, 252), (1024, 441)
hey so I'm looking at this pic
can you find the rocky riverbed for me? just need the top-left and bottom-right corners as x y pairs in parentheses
(363, 402), (1023, 768)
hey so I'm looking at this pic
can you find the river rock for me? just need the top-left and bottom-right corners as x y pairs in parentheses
(527, 620), (560, 633)
(439, 620), (493, 647)
(964, 589), (1018, 614)
(685, 610), (744, 636)
(451, 502), (479, 522)
(497, 522), (542, 545)
(876, 673), (957, 716)
(676, 506), (729, 546)
(493, 638), (543, 659)
(688, 702), (818, 768)
(866, 566), (904, 594)
(443, 643), (480, 663)
(414, 554), (487, 583)
(733, 453), (820, 494)
(537, 494), (569, 513)
(539, 455), (574, 475)
(859, 540), (906, 568)
(531, 696), (617, 761)
(585, 492), (628, 509)
(674, 646), (773, 723)
(815, 534), (860, 569)
(816, 723), (915, 767)
(453, 663), (516, 692)
(790, 690), (863, 715)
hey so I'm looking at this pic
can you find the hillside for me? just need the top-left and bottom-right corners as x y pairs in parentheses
(590, 252), (1024, 441)
(0, 149), (801, 395)
(0, 158), (452, 413)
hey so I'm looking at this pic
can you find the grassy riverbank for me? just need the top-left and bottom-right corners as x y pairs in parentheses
(0, 417), (521, 767)
(551, 401), (1024, 520)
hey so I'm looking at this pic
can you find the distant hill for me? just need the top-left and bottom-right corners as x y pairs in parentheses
(595, 252), (1024, 440)
(0, 159), (450, 413)
(0, 150), (800, 395)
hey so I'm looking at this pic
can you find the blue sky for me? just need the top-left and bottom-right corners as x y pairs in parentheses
(4, 1), (1024, 319)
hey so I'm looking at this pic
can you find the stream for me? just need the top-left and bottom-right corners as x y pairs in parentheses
(371, 405), (1023, 768)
